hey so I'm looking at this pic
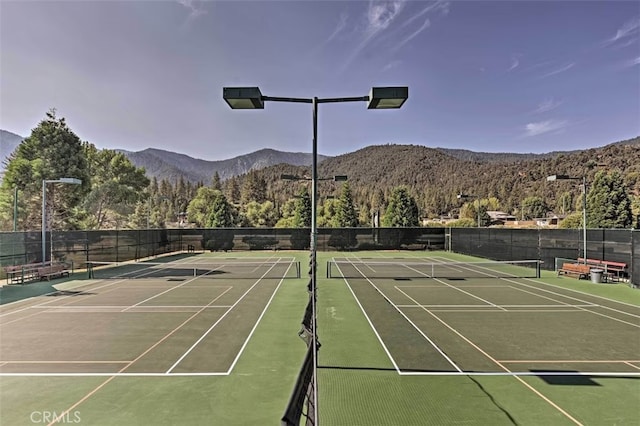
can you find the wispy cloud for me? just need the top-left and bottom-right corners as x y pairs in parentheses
(176, 0), (207, 21)
(625, 56), (640, 67)
(610, 17), (640, 42)
(523, 119), (568, 137)
(400, 0), (450, 29)
(538, 62), (575, 79)
(326, 12), (349, 44)
(533, 98), (563, 114)
(341, 1), (449, 71)
(601, 16), (640, 48)
(395, 17), (431, 50)
(507, 55), (520, 72)
(382, 60), (402, 72)
(342, 1), (406, 70)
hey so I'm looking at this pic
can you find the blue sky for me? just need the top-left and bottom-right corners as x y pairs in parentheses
(1, 1), (638, 161)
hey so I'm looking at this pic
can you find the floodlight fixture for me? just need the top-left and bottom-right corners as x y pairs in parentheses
(223, 87), (264, 109)
(367, 86), (409, 109)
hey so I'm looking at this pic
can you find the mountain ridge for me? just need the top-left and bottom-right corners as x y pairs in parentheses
(2, 128), (639, 186)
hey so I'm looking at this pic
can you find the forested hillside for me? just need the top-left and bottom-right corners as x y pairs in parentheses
(226, 138), (640, 218)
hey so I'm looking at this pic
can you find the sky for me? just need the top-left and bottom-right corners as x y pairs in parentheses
(1, 0), (639, 161)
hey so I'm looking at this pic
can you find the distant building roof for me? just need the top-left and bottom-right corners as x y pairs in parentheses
(487, 211), (517, 221)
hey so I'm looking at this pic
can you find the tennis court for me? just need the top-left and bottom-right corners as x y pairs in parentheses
(319, 252), (640, 425)
(0, 253), (307, 425)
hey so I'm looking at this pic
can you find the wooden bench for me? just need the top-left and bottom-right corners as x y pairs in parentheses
(4, 262), (50, 284)
(557, 263), (591, 279)
(37, 264), (69, 281)
(577, 258), (627, 281)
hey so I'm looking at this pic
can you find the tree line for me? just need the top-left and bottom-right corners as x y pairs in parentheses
(0, 112), (637, 232)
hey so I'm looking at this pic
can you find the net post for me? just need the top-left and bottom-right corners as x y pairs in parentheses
(537, 260), (541, 278)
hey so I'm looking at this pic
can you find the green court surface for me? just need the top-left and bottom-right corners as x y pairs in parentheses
(318, 251), (640, 426)
(1, 250), (639, 425)
(0, 253), (307, 425)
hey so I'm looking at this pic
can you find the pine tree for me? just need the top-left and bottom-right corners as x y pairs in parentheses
(335, 182), (358, 227)
(211, 172), (222, 190)
(0, 110), (90, 230)
(240, 171), (267, 205)
(382, 187), (419, 227)
(293, 188), (311, 227)
(208, 192), (234, 227)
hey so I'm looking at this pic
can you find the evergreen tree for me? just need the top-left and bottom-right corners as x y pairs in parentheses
(223, 177), (240, 204)
(0, 110), (90, 230)
(586, 170), (633, 228)
(293, 187), (311, 227)
(334, 182), (358, 227)
(211, 172), (222, 190)
(240, 171), (267, 204)
(382, 187), (419, 227)
(208, 191), (234, 227)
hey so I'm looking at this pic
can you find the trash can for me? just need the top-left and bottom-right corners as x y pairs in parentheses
(590, 269), (604, 284)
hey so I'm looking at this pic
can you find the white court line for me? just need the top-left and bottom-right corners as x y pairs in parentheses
(166, 262), (282, 374)
(395, 304), (598, 308)
(398, 264), (508, 311)
(0, 372), (229, 377)
(0, 279), (137, 326)
(0, 360), (131, 364)
(338, 267), (401, 373)
(498, 359), (640, 363)
(393, 285), (584, 425)
(29, 305), (232, 309)
(392, 371), (640, 377)
(430, 255), (640, 312)
(342, 260), (462, 373)
(624, 362), (640, 370)
(121, 266), (226, 312)
(429, 256), (640, 327)
(427, 309), (586, 313)
(502, 279), (640, 328)
(39, 284), (235, 426)
(225, 263), (292, 373)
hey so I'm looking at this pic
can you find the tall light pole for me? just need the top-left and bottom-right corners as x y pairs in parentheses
(42, 178), (82, 264)
(457, 193), (481, 227)
(547, 174), (587, 263)
(224, 86), (407, 425)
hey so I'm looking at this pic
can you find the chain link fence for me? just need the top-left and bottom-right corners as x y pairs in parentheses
(1, 227), (637, 287)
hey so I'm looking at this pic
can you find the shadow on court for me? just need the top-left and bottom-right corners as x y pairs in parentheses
(0, 281), (59, 305)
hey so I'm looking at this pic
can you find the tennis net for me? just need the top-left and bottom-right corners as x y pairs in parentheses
(88, 259), (300, 280)
(327, 259), (541, 279)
